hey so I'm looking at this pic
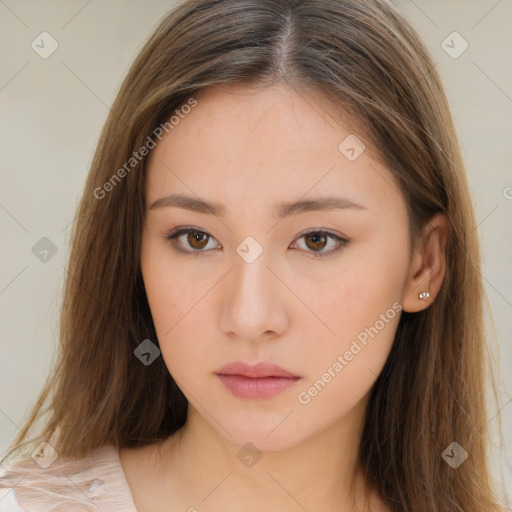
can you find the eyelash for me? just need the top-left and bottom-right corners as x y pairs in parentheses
(163, 226), (349, 259)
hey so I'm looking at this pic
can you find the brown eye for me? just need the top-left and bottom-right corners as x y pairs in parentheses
(166, 228), (220, 255)
(292, 230), (349, 258)
(304, 232), (328, 251)
(187, 231), (209, 250)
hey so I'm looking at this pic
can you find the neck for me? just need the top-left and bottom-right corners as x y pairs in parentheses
(157, 395), (378, 512)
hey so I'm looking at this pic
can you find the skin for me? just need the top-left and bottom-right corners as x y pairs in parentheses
(119, 82), (448, 512)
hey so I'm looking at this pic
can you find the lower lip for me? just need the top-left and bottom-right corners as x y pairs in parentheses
(216, 374), (301, 399)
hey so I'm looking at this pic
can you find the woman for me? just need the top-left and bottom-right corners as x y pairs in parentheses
(0, 0), (507, 510)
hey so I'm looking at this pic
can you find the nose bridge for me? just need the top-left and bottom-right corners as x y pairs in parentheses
(220, 239), (288, 339)
(235, 245), (272, 297)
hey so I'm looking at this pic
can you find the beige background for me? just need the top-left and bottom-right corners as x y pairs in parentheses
(1, 0), (511, 502)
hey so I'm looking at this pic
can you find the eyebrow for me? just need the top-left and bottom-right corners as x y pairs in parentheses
(149, 193), (367, 219)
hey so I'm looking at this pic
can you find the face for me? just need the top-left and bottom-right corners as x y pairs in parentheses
(141, 83), (412, 451)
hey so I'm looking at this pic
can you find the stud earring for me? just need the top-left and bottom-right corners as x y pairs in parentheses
(419, 291), (430, 300)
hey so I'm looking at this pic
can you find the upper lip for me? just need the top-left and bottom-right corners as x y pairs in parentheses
(216, 361), (300, 378)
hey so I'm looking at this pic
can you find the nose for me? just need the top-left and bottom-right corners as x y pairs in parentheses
(218, 247), (290, 342)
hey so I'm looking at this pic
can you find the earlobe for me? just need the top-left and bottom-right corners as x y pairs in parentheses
(402, 213), (449, 313)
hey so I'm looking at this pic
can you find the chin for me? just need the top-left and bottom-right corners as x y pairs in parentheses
(212, 415), (308, 453)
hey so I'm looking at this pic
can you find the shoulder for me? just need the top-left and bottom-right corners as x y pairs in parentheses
(0, 444), (135, 512)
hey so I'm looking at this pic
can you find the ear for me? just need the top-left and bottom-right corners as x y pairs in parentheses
(402, 213), (450, 313)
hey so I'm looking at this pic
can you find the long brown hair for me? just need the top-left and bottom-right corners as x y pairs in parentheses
(1, 0), (507, 510)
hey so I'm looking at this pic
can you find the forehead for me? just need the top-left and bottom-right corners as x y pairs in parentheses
(144, 83), (404, 217)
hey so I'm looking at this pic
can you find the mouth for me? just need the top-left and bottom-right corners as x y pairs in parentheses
(215, 361), (302, 399)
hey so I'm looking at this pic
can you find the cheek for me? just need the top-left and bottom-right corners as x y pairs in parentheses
(306, 246), (406, 344)
(140, 239), (215, 380)
(141, 238), (187, 343)
(295, 239), (407, 409)
(142, 267), (202, 386)
(141, 230), (201, 321)
(338, 227), (409, 319)
(295, 292), (401, 419)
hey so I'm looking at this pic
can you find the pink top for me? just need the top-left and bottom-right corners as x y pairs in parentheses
(0, 444), (138, 511)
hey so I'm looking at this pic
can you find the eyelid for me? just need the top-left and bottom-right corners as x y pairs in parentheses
(164, 226), (349, 258)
